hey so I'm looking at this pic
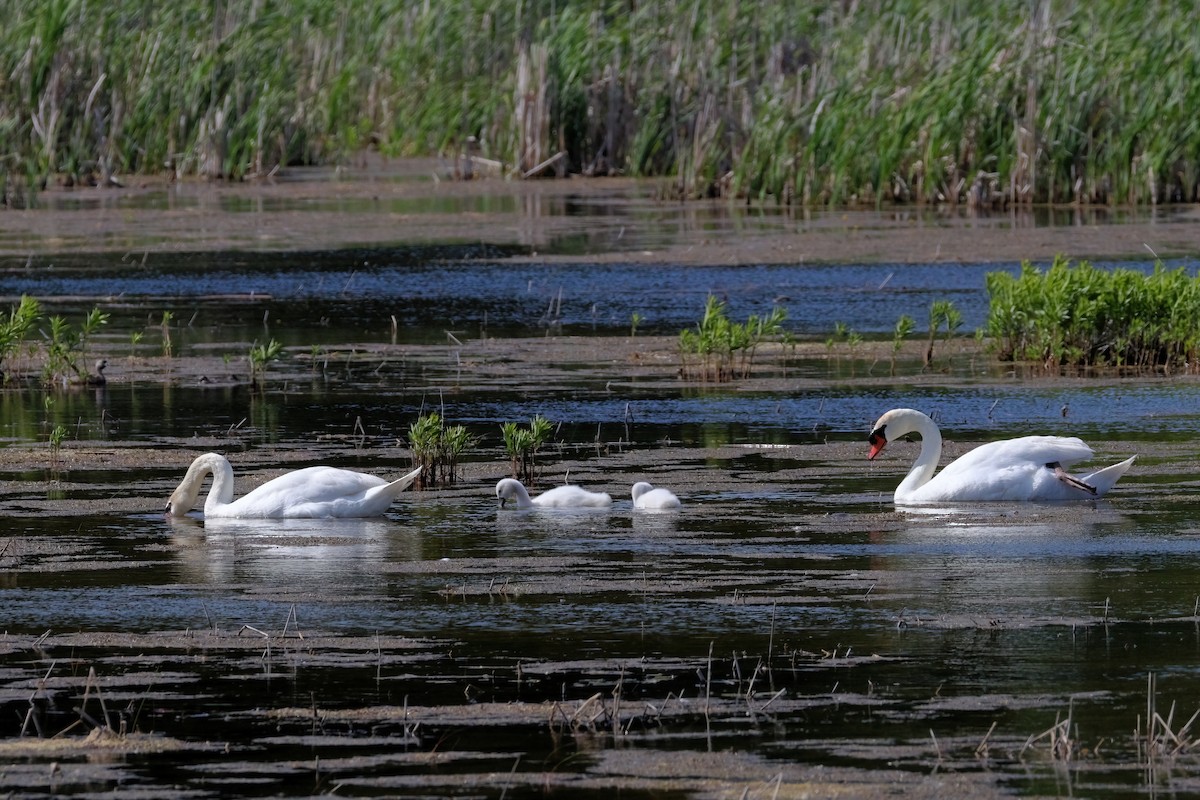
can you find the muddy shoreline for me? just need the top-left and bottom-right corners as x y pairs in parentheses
(1, 158), (1199, 266)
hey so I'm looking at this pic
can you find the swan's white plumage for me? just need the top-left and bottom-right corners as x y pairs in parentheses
(495, 478), (612, 509)
(166, 452), (421, 519)
(631, 481), (681, 510)
(868, 408), (1135, 504)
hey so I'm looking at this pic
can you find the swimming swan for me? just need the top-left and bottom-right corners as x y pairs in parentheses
(166, 452), (422, 519)
(868, 408), (1135, 504)
(495, 478), (613, 509)
(631, 481), (682, 510)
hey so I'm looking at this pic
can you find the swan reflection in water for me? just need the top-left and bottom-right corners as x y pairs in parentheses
(166, 515), (421, 586)
(865, 506), (1150, 623)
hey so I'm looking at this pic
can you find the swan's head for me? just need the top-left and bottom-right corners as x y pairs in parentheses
(495, 478), (521, 508)
(165, 488), (192, 517)
(867, 425), (888, 460)
(868, 408), (933, 460)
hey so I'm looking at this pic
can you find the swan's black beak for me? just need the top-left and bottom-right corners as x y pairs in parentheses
(868, 427), (887, 460)
(498, 497), (507, 509)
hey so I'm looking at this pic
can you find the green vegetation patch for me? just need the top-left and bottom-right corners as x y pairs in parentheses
(986, 256), (1200, 370)
(4, 1), (1200, 204)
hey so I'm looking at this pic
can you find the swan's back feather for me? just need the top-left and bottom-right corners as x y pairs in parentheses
(532, 485), (613, 508)
(632, 482), (682, 510)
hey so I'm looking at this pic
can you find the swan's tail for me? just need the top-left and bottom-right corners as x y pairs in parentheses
(1083, 455), (1136, 496)
(385, 466), (423, 495)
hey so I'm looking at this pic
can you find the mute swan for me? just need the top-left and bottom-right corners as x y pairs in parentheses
(631, 481), (682, 510)
(166, 452), (422, 519)
(495, 478), (613, 509)
(867, 408), (1135, 504)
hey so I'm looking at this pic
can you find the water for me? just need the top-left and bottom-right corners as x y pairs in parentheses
(3, 231), (1200, 796)
(9, 248), (1195, 344)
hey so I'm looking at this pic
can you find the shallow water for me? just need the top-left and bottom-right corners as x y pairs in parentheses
(3, 232), (1200, 796)
(5, 247), (1193, 344)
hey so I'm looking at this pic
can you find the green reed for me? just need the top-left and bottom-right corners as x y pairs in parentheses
(986, 256), (1200, 370)
(3, 1), (1199, 205)
(679, 295), (787, 382)
(501, 415), (553, 485)
(409, 411), (475, 488)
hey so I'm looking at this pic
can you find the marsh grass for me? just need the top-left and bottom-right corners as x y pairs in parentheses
(17, 302), (110, 387)
(3, 1), (1199, 205)
(502, 414), (553, 485)
(0, 296), (40, 379)
(987, 256), (1200, 370)
(679, 295), (787, 382)
(923, 300), (962, 369)
(408, 411), (475, 488)
(248, 338), (284, 386)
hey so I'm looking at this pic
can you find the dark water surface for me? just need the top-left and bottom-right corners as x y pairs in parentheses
(4, 246), (1193, 342)
(3, 247), (1200, 798)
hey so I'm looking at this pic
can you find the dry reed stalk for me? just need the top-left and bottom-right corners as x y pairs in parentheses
(281, 604), (305, 640)
(704, 641), (713, 721)
(612, 665), (625, 737)
(975, 720), (998, 758)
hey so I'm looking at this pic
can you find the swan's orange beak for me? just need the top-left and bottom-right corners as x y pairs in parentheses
(867, 428), (887, 460)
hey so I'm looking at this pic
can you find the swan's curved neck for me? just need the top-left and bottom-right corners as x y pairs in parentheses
(893, 413), (943, 501)
(173, 453), (236, 514)
(512, 481), (534, 508)
(498, 479), (534, 509)
(201, 456), (236, 513)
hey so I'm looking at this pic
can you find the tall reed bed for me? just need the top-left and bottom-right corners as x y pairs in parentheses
(986, 256), (1200, 370)
(3, 1), (1199, 205)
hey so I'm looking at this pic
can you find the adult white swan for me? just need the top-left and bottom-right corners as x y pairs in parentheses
(495, 478), (612, 509)
(867, 408), (1135, 504)
(631, 481), (681, 510)
(166, 452), (422, 519)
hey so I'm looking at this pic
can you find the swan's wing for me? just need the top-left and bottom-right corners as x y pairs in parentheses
(938, 436), (1094, 478)
(907, 436), (1097, 503)
(226, 466), (388, 517)
(534, 486), (613, 507)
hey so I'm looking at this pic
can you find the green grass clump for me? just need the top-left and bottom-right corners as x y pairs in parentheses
(501, 415), (553, 485)
(986, 256), (1200, 370)
(679, 296), (787, 382)
(3, 1), (1200, 205)
(0, 296), (41, 380)
(248, 338), (284, 386)
(408, 412), (475, 488)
